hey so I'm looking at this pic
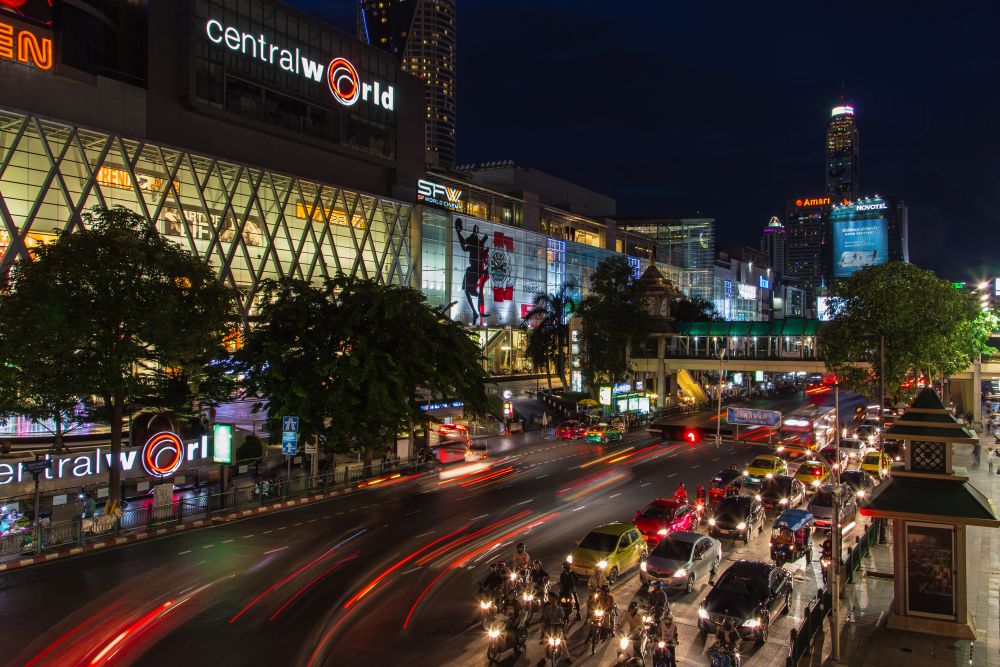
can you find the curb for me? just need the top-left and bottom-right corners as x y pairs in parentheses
(0, 485), (359, 572)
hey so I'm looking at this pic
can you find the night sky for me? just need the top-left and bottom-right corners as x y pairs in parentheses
(290, 1), (999, 282)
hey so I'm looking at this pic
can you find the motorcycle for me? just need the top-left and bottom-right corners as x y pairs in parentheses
(559, 591), (578, 625)
(521, 588), (543, 624)
(820, 553), (832, 585)
(588, 606), (614, 655)
(652, 639), (676, 667)
(485, 618), (527, 665)
(708, 640), (742, 667)
(479, 598), (496, 630)
(544, 634), (565, 667)
(616, 632), (648, 665)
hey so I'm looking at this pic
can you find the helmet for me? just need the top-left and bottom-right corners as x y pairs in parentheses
(516, 542), (526, 552)
(497, 560), (507, 570)
(826, 529), (833, 537)
(653, 581), (664, 590)
(562, 561), (571, 571)
(532, 559), (542, 568)
(600, 583), (611, 593)
(628, 601), (639, 612)
(663, 609), (673, 620)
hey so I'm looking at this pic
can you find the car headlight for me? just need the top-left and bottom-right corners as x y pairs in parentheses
(742, 618), (761, 629)
(673, 567), (687, 578)
(779, 498), (788, 505)
(754, 494), (762, 501)
(597, 560), (608, 570)
(765, 473), (773, 479)
(488, 628), (501, 638)
(776, 446), (784, 452)
(566, 554), (573, 564)
(657, 528), (668, 536)
(737, 522), (747, 530)
(742, 470), (749, 476)
(640, 561), (647, 572)
(619, 636), (630, 650)
(708, 518), (716, 526)
(812, 479), (821, 487)
(698, 608), (709, 619)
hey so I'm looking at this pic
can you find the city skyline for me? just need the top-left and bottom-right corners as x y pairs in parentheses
(291, 0), (999, 282)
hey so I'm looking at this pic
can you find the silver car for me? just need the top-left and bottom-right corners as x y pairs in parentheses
(639, 530), (722, 594)
(807, 484), (858, 530)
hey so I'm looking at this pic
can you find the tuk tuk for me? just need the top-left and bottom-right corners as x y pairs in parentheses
(769, 508), (814, 566)
(708, 468), (743, 504)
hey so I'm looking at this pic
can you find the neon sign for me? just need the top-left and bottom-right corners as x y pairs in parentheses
(417, 179), (463, 212)
(0, 434), (208, 485)
(832, 105), (855, 116)
(855, 202), (888, 212)
(204, 19), (394, 111)
(794, 197), (831, 208)
(0, 19), (51, 71)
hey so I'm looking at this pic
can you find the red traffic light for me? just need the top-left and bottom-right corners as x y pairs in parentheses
(683, 428), (701, 444)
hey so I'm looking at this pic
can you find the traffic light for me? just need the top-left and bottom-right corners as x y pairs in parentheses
(682, 428), (702, 445)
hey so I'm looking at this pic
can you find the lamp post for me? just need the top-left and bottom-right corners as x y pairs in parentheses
(715, 348), (726, 448)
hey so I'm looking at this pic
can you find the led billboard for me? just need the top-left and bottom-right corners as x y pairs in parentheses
(831, 216), (888, 277)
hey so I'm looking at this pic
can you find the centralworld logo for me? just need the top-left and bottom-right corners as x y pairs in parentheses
(205, 19), (394, 111)
(142, 432), (185, 478)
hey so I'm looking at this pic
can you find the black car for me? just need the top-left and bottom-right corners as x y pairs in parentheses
(840, 469), (877, 501)
(708, 495), (765, 543)
(757, 475), (807, 510)
(882, 439), (904, 462)
(698, 560), (792, 643)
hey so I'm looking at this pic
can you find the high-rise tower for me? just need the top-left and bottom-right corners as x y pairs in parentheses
(760, 215), (786, 279)
(359, 0), (456, 169)
(825, 104), (859, 201)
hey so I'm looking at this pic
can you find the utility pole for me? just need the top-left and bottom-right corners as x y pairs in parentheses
(878, 334), (885, 459)
(715, 348), (726, 448)
(831, 382), (842, 660)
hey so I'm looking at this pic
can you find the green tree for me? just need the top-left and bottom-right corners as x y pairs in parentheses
(818, 262), (996, 400)
(520, 282), (577, 391)
(670, 295), (721, 322)
(579, 256), (647, 389)
(0, 206), (239, 506)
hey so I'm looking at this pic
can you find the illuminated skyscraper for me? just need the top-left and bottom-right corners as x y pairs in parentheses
(825, 104), (859, 201)
(760, 215), (786, 279)
(359, 0), (456, 168)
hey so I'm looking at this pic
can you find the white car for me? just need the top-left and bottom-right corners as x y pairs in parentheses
(838, 437), (869, 462)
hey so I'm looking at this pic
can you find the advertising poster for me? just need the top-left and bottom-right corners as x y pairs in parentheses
(905, 522), (956, 620)
(832, 217), (888, 277)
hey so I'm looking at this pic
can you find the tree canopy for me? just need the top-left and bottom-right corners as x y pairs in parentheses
(520, 282), (577, 390)
(237, 275), (492, 464)
(0, 206), (239, 504)
(818, 262), (997, 400)
(670, 295), (721, 322)
(579, 256), (647, 388)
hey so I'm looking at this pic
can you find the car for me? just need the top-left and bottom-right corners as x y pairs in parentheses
(757, 474), (807, 510)
(743, 455), (788, 482)
(793, 459), (832, 490)
(640, 531), (722, 593)
(709, 468), (744, 504)
(556, 420), (588, 440)
(697, 560), (793, 643)
(775, 444), (814, 464)
(840, 469), (877, 501)
(882, 438), (904, 462)
(838, 437), (869, 462)
(854, 423), (880, 444)
(807, 484), (858, 529)
(585, 423), (624, 444)
(708, 495), (766, 543)
(634, 499), (703, 546)
(860, 451), (893, 479)
(568, 522), (646, 584)
(819, 445), (850, 472)
(436, 422), (469, 444)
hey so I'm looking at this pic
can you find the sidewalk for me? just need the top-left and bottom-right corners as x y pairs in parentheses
(809, 432), (1000, 666)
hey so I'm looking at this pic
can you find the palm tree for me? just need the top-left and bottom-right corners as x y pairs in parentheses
(521, 283), (577, 391)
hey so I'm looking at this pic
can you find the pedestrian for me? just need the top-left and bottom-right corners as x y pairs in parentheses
(973, 440), (981, 467)
(989, 448), (994, 473)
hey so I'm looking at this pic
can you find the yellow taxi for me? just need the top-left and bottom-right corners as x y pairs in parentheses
(860, 451), (894, 479)
(794, 459), (832, 490)
(743, 455), (788, 482)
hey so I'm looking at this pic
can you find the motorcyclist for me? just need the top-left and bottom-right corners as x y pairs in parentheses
(513, 542), (531, 572)
(558, 561), (582, 620)
(587, 563), (609, 615)
(673, 483), (688, 504)
(594, 583), (616, 620)
(717, 617), (741, 653)
(657, 610), (679, 667)
(820, 529), (833, 558)
(695, 484), (707, 506)
(648, 580), (670, 620)
(530, 559), (549, 591)
(619, 600), (646, 638)
(480, 563), (506, 601)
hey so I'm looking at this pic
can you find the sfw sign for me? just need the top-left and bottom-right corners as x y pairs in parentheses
(0, 433), (209, 486)
(417, 179), (463, 212)
(205, 19), (394, 111)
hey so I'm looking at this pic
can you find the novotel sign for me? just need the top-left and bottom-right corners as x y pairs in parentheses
(0, 432), (209, 486)
(204, 18), (394, 112)
(854, 202), (888, 212)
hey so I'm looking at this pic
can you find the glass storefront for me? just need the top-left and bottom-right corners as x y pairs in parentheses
(0, 108), (414, 317)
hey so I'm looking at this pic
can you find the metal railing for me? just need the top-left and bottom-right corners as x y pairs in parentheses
(844, 519), (881, 584)
(0, 457), (428, 561)
(786, 587), (832, 667)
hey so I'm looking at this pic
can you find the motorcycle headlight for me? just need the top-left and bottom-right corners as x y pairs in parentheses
(658, 641), (666, 649)
(812, 479), (821, 487)
(754, 494), (762, 501)
(657, 528), (668, 536)
(708, 518), (716, 526)
(480, 600), (492, 610)
(737, 522), (747, 531)
(488, 628), (501, 639)
(510, 572), (518, 581)
(742, 470), (749, 476)
(523, 593), (534, 602)
(597, 560), (608, 570)
(548, 636), (560, 646)
(643, 615), (653, 624)
(698, 607), (709, 619)
(673, 567), (687, 578)
(640, 561), (647, 572)
(595, 609), (605, 618)
(779, 498), (788, 505)
(566, 554), (573, 564)
(619, 637), (630, 650)
(856, 490), (866, 498)
(742, 618), (761, 629)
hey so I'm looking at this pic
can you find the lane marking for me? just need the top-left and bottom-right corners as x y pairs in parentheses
(178, 550), (191, 555)
(242, 535), (254, 539)
(668, 473), (678, 478)
(264, 546), (288, 555)
(470, 514), (488, 521)
(405, 509), (422, 516)
(572, 506), (586, 512)
(222, 539), (234, 544)
(609, 493), (621, 499)
(202, 544), (215, 549)
(415, 530), (436, 539)
(641, 482), (653, 487)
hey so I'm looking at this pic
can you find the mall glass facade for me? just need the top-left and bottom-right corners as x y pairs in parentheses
(0, 109), (414, 319)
